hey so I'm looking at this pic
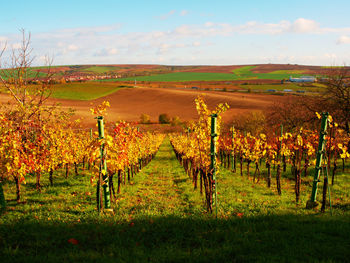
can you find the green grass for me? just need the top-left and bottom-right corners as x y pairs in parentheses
(232, 66), (305, 80)
(0, 82), (129, 101)
(0, 68), (48, 80)
(110, 66), (307, 82)
(49, 82), (126, 100)
(232, 65), (257, 75)
(0, 138), (349, 262)
(268, 70), (306, 74)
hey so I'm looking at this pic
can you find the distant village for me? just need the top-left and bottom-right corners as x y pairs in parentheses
(61, 73), (120, 83)
(35, 73), (120, 84)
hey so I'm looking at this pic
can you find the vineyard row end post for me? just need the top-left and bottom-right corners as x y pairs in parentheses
(210, 114), (218, 218)
(97, 116), (111, 210)
(231, 125), (235, 172)
(0, 182), (6, 210)
(306, 112), (328, 209)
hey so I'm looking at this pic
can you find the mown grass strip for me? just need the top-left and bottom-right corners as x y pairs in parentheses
(114, 137), (205, 218)
(49, 82), (127, 100)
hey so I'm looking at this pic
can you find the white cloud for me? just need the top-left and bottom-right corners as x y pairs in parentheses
(324, 53), (337, 59)
(158, 10), (175, 20)
(158, 43), (170, 53)
(174, 25), (192, 35)
(68, 44), (78, 51)
(205, 22), (214, 27)
(175, 43), (186, 48)
(2, 17), (350, 66)
(290, 18), (319, 33)
(169, 18), (350, 37)
(0, 36), (8, 42)
(180, 10), (188, 16)
(337, 35), (350, 44)
(152, 31), (166, 38)
(11, 43), (21, 49)
(95, 48), (119, 56)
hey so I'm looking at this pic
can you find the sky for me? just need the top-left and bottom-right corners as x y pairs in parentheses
(0, 0), (350, 66)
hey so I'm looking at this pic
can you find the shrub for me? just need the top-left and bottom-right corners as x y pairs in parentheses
(170, 116), (181, 126)
(140, 113), (151, 124)
(159, 113), (170, 124)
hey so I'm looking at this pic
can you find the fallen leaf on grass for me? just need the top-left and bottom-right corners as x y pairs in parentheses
(68, 238), (79, 245)
(236, 213), (244, 218)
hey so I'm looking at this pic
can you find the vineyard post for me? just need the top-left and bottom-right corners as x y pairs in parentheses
(275, 124), (283, 195)
(0, 182), (5, 210)
(307, 112), (328, 209)
(210, 114), (218, 217)
(280, 124), (283, 159)
(90, 128), (93, 140)
(231, 125), (235, 172)
(97, 116), (111, 210)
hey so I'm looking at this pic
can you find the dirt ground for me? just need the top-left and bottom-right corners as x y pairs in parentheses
(0, 86), (286, 127)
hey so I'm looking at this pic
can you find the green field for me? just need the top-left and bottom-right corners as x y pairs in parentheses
(49, 82), (128, 100)
(1, 138), (349, 262)
(268, 70), (306, 74)
(0, 68), (48, 79)
(110, 66), (306, 82)
(232, 66), (306, 80)
(232, 65), (257, 75)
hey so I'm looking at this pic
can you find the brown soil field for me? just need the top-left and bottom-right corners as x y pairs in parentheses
(119, 79), (280, 90)
(0, 87), (286, 128)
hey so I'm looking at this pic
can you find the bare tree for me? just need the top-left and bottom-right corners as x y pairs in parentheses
(0, 29), (55, 127)
(266, 96), (321, 132)
(322, 66), (350, 133)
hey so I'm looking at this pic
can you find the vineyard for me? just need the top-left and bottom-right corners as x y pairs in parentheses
(0, 94), (349, 261)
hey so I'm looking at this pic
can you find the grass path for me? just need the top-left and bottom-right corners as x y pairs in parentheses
(114, 137), (205, 218)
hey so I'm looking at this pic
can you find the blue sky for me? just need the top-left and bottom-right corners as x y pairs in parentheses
(0, 0), (350, 66)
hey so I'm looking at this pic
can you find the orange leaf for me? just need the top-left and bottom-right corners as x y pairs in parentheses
(237, 213), (244, 218)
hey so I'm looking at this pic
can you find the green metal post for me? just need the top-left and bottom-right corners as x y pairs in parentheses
(231, 125), (235, 172)
(90, 128), (93, 140)
(210, 114), (218, 217)
(97, 116), (111, 210)
(307, 112), (328, 208)
(280, 124), (283, 158)
(0, 182), (6, 211)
